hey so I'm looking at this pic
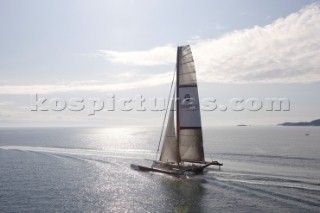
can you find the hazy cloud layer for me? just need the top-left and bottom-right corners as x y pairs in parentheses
(0, 73), (172, 94)
(102, 4), (320, 84)
(99, 45), (176, 66)
(1, 4), (319, 95)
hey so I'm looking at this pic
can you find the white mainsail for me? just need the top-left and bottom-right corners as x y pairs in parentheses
(159, 94), (180, 163)
(158, 45), (205, 164)
(177, 45), (205, 163)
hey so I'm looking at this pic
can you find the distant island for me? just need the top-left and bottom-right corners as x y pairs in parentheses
(278, 119), (320, 126)
(237, 124), (248, 127)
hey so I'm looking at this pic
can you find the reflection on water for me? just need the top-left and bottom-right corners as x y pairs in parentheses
(0, 127), (320, 212)
(159, 177), (205, 213)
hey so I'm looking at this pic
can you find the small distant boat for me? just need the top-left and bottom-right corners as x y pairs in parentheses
(131, 45), (222, 175)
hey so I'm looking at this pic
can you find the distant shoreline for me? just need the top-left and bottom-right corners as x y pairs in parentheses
(278, 119), (320, 126)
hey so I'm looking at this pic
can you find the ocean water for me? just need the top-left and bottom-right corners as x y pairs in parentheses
(0, 126), (319, 213)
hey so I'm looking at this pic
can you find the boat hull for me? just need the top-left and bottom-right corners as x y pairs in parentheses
(130, 164), (183, 175)
(130, 161), (222, 176)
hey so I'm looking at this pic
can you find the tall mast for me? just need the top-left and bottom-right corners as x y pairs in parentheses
(176, 46), (180, 151)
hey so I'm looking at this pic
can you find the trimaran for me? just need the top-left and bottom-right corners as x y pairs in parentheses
(131, 45), (222, 175)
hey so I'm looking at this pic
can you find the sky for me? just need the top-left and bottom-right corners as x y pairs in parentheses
(0, 0), (319, 127)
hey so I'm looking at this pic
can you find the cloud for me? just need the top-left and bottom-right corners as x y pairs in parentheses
(0, 101), (14, 106)
(193, 3), (320, 83)
(1, 4), (319, 95)
(0, 72), (173, 94)
(101, 4), (320, 84)
(99, 45), (176, 66)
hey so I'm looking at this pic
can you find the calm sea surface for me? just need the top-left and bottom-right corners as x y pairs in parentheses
(0, 126), (319, 212)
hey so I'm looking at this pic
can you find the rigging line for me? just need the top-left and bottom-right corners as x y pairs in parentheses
(155, 69), (176, 161)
